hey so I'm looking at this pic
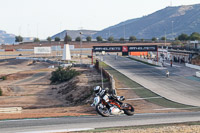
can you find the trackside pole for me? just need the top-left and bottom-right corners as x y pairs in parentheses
(101, 54), (104, 89)
(157, 47), (158, 62)
(91, 49), (93, 65)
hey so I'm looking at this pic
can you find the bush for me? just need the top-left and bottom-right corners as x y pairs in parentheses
(50, 66), (80, 84)
(1, 76), (7, 80)
(0, 88), (2, 96)
(171, 40), (183, 46)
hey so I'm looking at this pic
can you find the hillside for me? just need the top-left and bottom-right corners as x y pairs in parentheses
(94, 4), (200, 39)
(51, 30), (98, 40)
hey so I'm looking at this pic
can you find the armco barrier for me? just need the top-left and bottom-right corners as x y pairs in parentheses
(196, 71), (200, 78)
(129, 56), (162, 66)
(96, 61), (116, 95)
(102, 68), (116, 94)
(102, 68), (116, 95)
(185, 63), (200, 71)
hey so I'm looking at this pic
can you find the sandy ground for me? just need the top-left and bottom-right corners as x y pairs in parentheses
(0, 57), (191, 120)
(0, 58), (107, 120)
(70, 125), (200, 133)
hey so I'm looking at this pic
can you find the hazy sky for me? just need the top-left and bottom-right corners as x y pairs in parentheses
(1, 0), (200, 39)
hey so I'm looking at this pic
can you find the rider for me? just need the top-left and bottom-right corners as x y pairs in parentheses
(115, 53), (118, 60)
(166, 70), (169, 77)
(94, 86), (124, 109)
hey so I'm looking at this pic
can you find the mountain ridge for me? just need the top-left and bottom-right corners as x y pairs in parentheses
(1, 3), (200, 44)
(94, 4), (200, 39)
(51, 30), (98, 40)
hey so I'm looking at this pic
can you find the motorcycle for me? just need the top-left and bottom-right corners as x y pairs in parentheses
(91, 95), (134, 117)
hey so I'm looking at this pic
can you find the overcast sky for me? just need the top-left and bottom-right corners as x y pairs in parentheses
(1, 0), (200, 39)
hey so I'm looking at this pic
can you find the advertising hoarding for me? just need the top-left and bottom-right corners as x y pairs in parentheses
(34, 47), (51, 54)
(93, 45), (157, 52)
(128, 45), (157, 52)
(93, 46), (122, 52)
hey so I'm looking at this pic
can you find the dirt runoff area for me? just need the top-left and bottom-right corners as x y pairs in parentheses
(0, 58), (191, 120)
(0, 58), (111, 120)
(70, 124), (200, 133)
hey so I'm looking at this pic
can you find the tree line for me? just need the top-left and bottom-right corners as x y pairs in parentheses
(46, 35), (139, 42)
(15, 32), (200, 43)
(15, 34), (138, 43)
(176, 32), (200, 41)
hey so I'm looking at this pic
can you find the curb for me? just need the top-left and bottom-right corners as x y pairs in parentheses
(0, 107), (22, 113)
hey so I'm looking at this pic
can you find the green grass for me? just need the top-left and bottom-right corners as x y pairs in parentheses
(99, 61), (193, 109)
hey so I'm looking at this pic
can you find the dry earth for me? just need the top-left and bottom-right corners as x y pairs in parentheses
(70, 125), (200, 133)
(0, 58), (108, 120)
(0, 57), (192, 120)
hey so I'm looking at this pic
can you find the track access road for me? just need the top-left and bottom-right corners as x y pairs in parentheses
(1, 112), (200, 133)
(102, 55), (200, 107)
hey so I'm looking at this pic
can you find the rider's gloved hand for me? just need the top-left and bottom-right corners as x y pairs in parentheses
(107, 102), (112, 107)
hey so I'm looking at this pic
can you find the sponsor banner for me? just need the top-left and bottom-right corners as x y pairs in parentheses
(122, 46), (128, 52)
(93, 45), (157, 52)
(93, 46), (122, 52)
(34, 47), (51, 54)
(128, 45), (157, 52)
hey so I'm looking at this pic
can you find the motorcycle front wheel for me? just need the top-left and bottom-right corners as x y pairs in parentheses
(123, 103), (134, 116)
(96, 104), (110, 117)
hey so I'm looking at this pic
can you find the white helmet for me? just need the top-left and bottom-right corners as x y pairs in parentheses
(94, 86), (102, 94)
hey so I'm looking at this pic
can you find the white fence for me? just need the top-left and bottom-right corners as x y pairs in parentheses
(185, 63), (200, 71)
(16, 49), (33, 51)
(196, 71), (200, 77)
(34, 47), (51, 54)
(129, 56), (162, 66)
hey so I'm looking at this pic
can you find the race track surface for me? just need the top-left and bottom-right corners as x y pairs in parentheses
(103, 55), (200, 106)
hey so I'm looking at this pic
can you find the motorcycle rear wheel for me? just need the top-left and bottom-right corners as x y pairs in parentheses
(96, 104), (110, 117)
(123, 103), (134, 116)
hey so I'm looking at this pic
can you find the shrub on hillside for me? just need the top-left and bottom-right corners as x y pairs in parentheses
(1, 76), (7, 80)
(50, 66), (80, 84)
(0, 88), (2, 96)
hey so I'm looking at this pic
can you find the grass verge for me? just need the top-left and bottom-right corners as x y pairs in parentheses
(99, 61), (193, 109)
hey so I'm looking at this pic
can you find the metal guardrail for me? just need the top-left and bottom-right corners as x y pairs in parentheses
(129, 55), (162, 66)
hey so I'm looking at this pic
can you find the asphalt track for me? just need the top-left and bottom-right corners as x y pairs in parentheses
(103, 55), (200, 107)
(1, 112), (200, 133)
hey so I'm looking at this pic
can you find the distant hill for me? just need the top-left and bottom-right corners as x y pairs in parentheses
(0, 30), (15, 44)
(94, 4), (200, 39)
(51, 30), (98, 40)
(0, 30), (34, 45)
